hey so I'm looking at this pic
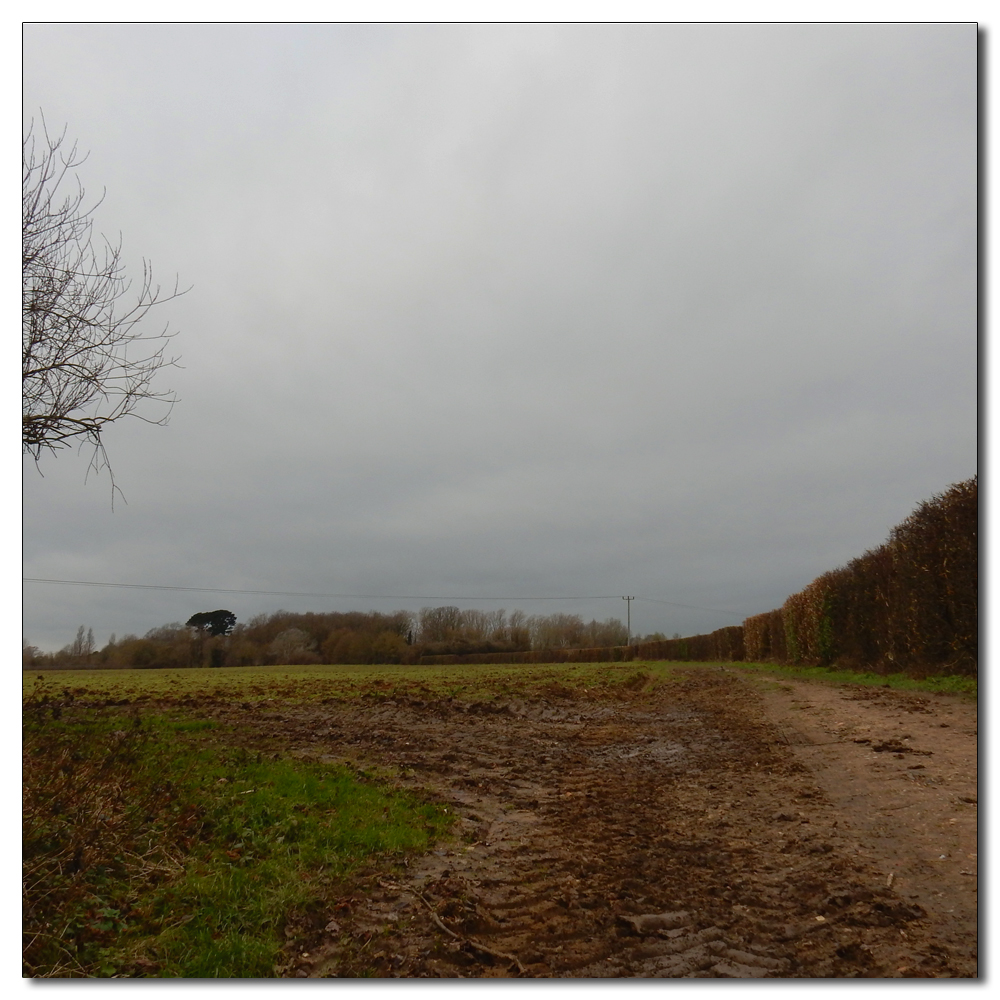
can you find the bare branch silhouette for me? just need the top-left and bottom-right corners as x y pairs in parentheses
(22, 116), (185, 490)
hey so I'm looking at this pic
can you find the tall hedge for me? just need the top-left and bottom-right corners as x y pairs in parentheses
(887, 476), (978, 672)
(750, 477), (977, 675)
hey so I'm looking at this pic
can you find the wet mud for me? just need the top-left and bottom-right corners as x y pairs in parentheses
(202, 667), (977, 978)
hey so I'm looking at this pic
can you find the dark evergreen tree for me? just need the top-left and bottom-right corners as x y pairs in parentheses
(185, 610), (237, 637)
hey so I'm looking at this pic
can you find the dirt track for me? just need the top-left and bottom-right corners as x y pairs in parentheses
(205, 667), (978, 978)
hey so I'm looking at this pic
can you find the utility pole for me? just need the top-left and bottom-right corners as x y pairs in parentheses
(622, 596), (635, 645)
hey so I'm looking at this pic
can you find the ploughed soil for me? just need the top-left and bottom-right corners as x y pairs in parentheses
(201, 666), (978, 978)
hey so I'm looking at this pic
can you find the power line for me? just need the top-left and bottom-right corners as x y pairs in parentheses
(22, 578), (621, 602)
(23, 577), (748, 617)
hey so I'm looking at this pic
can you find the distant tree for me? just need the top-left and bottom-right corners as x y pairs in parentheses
(418, 606), (463, 643)
(270, 628), (318, 664)
(582, 617), (628, 648)
(144, 622), (188, 642)
(507, 609), (530, 648)
(528, 613), (587, 649)
(22, 117), (183, 475)
(185, 610), (237, 637)
(67, 625), (95, 658)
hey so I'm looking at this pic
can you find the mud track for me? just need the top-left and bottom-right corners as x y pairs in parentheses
(203, 667), (977, 978)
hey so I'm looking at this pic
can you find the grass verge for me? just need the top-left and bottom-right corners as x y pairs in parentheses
(23, 686), (451, 978)
(731, 661), (977, 698)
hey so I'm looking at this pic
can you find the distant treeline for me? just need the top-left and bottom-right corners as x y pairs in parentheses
(24, 608), (639, 670)
(24, 478), (975, 678)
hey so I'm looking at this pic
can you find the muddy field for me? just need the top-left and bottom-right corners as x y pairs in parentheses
(195, 666), (977, 978)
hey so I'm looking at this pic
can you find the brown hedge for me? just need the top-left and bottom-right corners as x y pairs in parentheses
(749, 477), (977, 675)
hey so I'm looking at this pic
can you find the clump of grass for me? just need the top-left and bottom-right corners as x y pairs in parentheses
(169, 719), (217, 732)
(23, 685), (450, 978)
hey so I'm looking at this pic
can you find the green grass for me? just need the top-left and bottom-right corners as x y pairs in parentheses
(732, 660), (977, 698)
(128, 752), (448, 977)
(168, 719), (217, 732)
(23, 695), (451, 978)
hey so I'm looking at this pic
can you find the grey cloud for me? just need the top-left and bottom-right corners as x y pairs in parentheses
(23, 23), (975, 650)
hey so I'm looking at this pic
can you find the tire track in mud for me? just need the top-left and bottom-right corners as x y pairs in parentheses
(203, 669), (973, 978)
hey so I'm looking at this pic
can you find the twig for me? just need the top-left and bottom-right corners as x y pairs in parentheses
(28, 934), (90, 978)
(157, 912), (196, 934)
(404, 882), (526, 975)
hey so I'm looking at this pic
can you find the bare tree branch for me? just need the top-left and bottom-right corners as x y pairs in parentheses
(22, 116), (186, 487)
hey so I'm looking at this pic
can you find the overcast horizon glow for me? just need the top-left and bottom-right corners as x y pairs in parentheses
(23, 23), (976, 652)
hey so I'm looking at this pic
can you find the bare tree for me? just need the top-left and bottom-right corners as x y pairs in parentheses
(68, 625), (95, 659)
(22, 117), (184, 478)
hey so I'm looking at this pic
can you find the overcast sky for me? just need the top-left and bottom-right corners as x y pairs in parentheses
(22, 23), (976, 651)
